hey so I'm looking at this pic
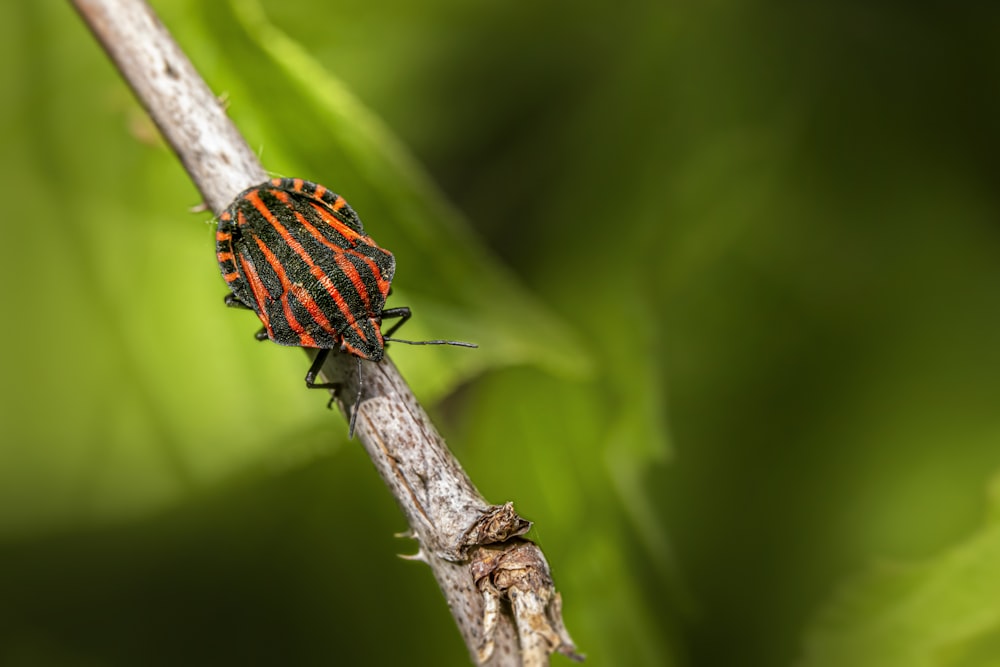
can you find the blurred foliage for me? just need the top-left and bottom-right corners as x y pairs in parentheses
(801, 476), (1000, 667)
(2, 0), (1000, 665)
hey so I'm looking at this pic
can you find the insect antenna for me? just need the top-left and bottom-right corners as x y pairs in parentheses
(349, 356), (362, 438)
(385, 337), (478, 349)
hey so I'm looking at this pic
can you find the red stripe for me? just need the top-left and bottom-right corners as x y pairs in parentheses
(237, 251), (271, 333)
(251, 235), (320, 347)
(298, 200), (390, 296)
(246, 191), (367, 344)
(306, 199), (362, 243)
(289, 195), (390, 298)
(274, 193), (381, 310)
(332, 252), (372, 311)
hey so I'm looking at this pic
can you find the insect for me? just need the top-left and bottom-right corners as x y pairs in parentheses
(216, 177), (474, 435)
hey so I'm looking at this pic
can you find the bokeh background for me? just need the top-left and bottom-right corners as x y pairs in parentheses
(3, 1), (1000, 665)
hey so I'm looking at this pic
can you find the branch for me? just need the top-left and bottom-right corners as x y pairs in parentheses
(69, 0), (580, 664)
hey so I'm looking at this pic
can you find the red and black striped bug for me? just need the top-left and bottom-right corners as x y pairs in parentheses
(216, 177), (475, 436)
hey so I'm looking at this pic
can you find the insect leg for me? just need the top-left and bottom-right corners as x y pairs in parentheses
(304, 349), (336, 388)
(380, 306), (412, 339)
(223, 293), (253, 309)
(304, 350), (362, 439)
(349, 357), (362, 437)
(224, 294), (269, 341)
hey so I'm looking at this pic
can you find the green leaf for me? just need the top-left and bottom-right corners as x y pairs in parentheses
(801, 474), (1000, 667)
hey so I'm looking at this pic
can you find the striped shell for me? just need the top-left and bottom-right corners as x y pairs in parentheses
(216, 178), (395, 361)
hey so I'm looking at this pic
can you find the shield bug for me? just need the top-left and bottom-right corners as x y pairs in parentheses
(216, 177), (475, 436)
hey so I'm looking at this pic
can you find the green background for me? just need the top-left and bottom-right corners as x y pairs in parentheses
(3, 1), (1000, 665)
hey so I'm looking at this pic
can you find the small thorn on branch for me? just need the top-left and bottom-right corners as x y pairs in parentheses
(398, 548), (429, 563)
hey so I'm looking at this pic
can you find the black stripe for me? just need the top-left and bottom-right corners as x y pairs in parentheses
(217, 215), (256, 312)
(294, 179), (366, 235)
(235, 189), (370, 352)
